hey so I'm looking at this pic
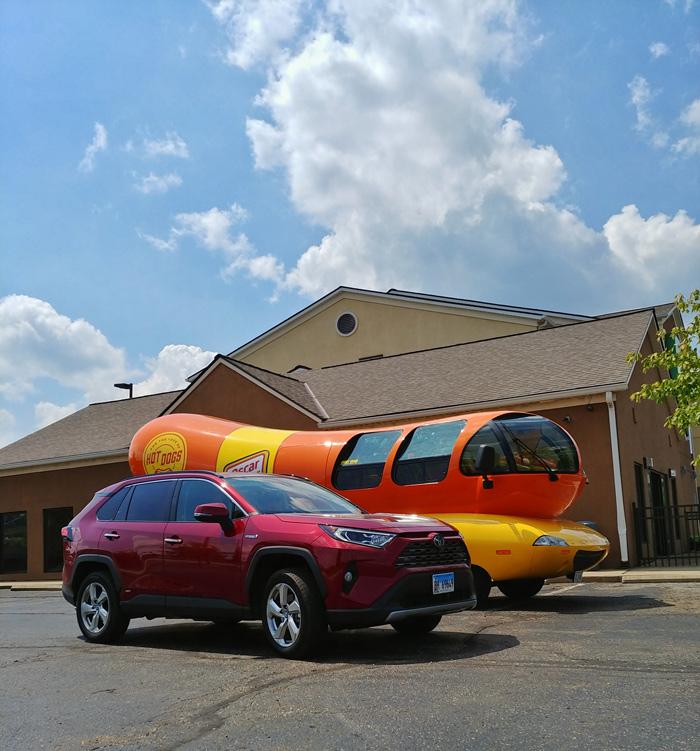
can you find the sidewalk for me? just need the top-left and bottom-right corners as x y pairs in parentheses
(0, 581), (62, 592)
(581, 567), (700, 584)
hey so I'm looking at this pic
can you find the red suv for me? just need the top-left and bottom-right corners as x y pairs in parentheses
(62, 472), (476, 657)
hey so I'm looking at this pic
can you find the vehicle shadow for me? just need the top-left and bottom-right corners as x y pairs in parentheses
(114, 620), (520, 665)
(486, 592), (673, 614)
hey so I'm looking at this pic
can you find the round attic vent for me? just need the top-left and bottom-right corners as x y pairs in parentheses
(336, 311), (358, 336)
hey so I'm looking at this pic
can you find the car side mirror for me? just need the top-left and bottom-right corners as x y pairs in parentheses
(194, 502), (233, 530)
(475, 445), (495, 489)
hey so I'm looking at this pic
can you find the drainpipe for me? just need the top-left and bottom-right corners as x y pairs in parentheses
(605, 391), (629, 564)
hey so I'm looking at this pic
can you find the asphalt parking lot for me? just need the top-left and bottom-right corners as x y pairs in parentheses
(1, 581), (698, 751)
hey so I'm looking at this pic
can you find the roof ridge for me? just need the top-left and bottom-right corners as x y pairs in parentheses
(225, 355), (304, 383)
(308, 308), (655, 373)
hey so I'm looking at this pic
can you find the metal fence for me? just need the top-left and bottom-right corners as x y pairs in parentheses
(633, 503), (700, 567)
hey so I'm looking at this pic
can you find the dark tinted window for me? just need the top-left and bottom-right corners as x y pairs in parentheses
(125, 481), (176, 522)
(0, 511), (27, 574)
(176, 480), (232, 521)
(333, 430), (401, 490)
(43, 507), (73, 573)
(393, 420), (465, 486)
(496, 415), (578, 473)
(460, 424), (510, 475)
(96, 487), (130, 521)
(225, 476), (360, 515)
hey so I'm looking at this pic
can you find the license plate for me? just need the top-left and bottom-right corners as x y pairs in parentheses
(432, 572), (455, 595)
(573, 570), (583, 583)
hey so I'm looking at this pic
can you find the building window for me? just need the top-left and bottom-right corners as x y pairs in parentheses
(0, 511), (27, 574)
(634, 462), (647, 543)
(336, 311), (358, 336)
(393, 420), (466, 486)
(43, 507), (73, 573)
(333, 430), (402, 490)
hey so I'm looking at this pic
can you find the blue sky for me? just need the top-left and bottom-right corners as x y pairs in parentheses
(1, 0), (699, 446)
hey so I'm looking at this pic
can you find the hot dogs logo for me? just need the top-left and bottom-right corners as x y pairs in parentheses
(142, 432), (187, 474)
(223, 450), (270, 474)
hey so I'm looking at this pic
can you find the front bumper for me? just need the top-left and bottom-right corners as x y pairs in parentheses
(327, 567), (476, 629)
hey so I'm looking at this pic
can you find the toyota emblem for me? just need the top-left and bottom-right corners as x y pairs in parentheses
(433, 533), (445, 549)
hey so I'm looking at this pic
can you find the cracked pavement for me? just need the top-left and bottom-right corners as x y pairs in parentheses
(1, 581), (698, 750)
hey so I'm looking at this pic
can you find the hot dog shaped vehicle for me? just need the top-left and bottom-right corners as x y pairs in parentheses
(130, 411), (609, 604)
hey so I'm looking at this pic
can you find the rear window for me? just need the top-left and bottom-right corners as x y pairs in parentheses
(393, 420), (465, 486)
(95, 487), (130, 521)
(333, 430), (401, 491)
(125, 480), (176, 522)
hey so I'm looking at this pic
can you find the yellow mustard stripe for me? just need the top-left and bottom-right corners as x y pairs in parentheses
(215, 425), (295, 473)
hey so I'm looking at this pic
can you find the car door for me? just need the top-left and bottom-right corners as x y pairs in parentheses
(161, 478), (246, 613)
(99, 479), (176, 608)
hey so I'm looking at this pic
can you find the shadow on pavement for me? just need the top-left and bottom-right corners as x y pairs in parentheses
(486, 591), (673, 614)
(109, 620), (519, 664)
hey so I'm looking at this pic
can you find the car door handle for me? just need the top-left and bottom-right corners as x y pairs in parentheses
(164, 536), (183, 545)
(103, 532), (120, 540)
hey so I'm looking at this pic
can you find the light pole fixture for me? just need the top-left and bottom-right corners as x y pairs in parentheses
(114, 382), (134, 399)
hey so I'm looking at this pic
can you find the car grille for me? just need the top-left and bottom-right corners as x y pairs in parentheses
(395, 538), (468, 568)
(574, 550), (606, 570)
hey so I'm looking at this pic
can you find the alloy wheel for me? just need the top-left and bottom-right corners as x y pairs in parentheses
(80, 581), (109, 635)
(266, 582), (302, 648)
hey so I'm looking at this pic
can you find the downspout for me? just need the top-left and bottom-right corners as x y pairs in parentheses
(605, 391), (629, 564)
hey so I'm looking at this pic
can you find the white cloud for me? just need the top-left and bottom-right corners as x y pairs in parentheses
(142, 132), (190, 159)
(649, 41), (670, 59)
(604, 205), (700, 287)
(672, 99), (700, 156)
(0, 408), (17, 449)
(207, 0), (305, 69)
(663, 0), (695, 12)
(628, 75), (653, 132)
(78, 122), (108, 173)
(134, 172), (183, 194)
(133, 344), (215, 397)
(0, 295), (127, 403)
(139, 203), (283, 284)
(34, 401), (79, 429)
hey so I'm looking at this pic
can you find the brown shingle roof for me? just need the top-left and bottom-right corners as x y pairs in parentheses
(0, 391), (180, 469)
(295, 311), (654, 423)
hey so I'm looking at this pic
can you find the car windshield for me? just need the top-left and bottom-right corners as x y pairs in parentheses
(224, 476), (362, 515)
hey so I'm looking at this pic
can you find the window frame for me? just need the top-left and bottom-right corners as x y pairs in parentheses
(391, 419), (466, 487)
(171, 478), (247, 522)
(332, 429), (402, 491)
(0, 510), (28, 575)
(121, 479), (179, 523)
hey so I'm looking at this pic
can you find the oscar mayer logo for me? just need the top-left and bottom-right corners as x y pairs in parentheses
(143, 432), (187, 474)
(224, 450), (270, 474)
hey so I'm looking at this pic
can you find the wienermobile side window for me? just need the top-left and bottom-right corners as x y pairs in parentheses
(333, 430), (402, 490)
(460, 415), (579, 476)
(392, 420), (466, 486)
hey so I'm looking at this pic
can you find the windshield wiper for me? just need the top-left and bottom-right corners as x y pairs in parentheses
(499, 424), (559, 482)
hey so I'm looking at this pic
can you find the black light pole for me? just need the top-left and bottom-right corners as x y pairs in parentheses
(114, 382), (133, 399)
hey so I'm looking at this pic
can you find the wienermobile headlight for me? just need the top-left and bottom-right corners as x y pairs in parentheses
(533, 535), (569, 547)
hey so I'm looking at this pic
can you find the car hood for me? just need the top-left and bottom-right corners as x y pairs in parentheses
(272, 512), (457, 535)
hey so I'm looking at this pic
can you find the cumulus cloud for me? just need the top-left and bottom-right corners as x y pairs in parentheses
(78, 122), (108, 173)
(201, 0), (699, 308)
(133, 344), (216, 396)
(672, 99), (700, 156)
(649, 41), (670, 60)
(139, 203), (284, 286)
(134, 172), (183, 194)
(207, 0), (305, 69)
(0, 295), (127, 402)
(142, 132), (190, 159)
(34, 401), (79, 429)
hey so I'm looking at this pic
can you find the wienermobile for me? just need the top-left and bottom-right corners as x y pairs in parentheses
(129, 411), (610, 604)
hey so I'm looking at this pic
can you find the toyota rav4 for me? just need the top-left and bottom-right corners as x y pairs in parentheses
(62, 472), (476, 657)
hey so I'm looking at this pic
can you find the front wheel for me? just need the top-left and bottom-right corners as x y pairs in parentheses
(391, 614), (442, 635)
(76, 572), (130, 644)
(497, 578), (545, 600)
(262, 569), (326, 658)
(472, 567), (492, 609)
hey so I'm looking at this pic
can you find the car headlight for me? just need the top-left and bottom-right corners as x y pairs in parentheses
(533, 535), (569, 547)
(320, 525), (396, 548)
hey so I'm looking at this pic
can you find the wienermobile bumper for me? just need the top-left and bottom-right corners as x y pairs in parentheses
(436, 514), (610, 583)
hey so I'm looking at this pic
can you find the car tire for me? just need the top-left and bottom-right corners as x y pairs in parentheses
(262, 568), (326, 659)
(497, 578), (545, 600)
(472, 567), (492, 609)
(76, 571), (130, 644)
(391, 614), (442, 635)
